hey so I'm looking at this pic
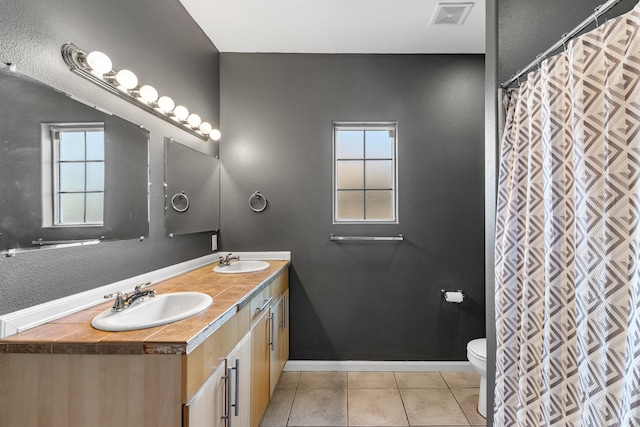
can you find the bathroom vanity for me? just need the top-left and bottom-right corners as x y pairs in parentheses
(0, 260), (289, 427)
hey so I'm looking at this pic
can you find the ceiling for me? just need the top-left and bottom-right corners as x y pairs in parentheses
(178, 0), (485, 54)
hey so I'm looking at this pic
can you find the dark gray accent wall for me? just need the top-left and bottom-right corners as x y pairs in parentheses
(0, 0), (219, 315)
(498, 0), (637, 83)
(220, 54), (485, 361)
(488, 0), (638, 423)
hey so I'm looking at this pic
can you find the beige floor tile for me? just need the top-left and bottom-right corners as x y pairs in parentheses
(288, 388), (347, 426)
(450, 388), (486, 425)
(260, 389), (295, 426)
(440, 372), (480, 389)
(400, 388), (469, 426)
(277, 371), (301, 389)
(298, 371), (347, 389)
(394, 372), (448, 389)
(348, 371), (398, 389)
(348, 388), (409, 426)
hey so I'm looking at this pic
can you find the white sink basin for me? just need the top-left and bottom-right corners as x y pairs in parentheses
(91, 292), (213, 332)
(213, 260), (270, 274)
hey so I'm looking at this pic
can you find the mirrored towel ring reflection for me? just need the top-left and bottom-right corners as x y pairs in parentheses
(171, 191), (189, 213)
(249, 191), (268, 212)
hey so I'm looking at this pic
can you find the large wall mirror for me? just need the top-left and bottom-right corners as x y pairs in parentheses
(0, 65), (149, 252)
(165, 137), (219, 236)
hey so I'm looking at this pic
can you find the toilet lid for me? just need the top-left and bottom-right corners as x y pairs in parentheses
(467, 338), (486, 360)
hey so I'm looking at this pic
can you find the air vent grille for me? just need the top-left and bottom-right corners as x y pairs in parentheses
(431, 2), (474, 25)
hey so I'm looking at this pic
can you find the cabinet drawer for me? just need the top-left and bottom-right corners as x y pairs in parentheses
(250, 286), (272, 324)
(270, 269), (288, 297)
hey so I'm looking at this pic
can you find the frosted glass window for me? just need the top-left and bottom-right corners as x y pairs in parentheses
(333, 122), (397, 223)
(86, 163), (104, 192)
(365, 160), (393, 189)
(60, 193), (85, 223)
(365, 130), (393, 159)
(59, 132), (85, 161)
(51, 125), (105, 226)
(336, 130), (364, 159)
(337, 161), (364, 189)
(365, 190), (394, 220)
(59, 163), (85, 192)
(86, 131), (105, 160)
(336, 191), (364, 220)
(85, 193), (104, 223)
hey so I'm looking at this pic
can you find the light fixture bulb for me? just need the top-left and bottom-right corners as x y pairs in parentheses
(115, 69), (138, 90)
(199, 122), (212, 135)
(138, 85), (158, 103)
(187, 114), (202, 128)
(173, 105), (189, 121)
(85, 51), (112, 75)
(210, 129), (222, 141)
(157, 96), (175, 113)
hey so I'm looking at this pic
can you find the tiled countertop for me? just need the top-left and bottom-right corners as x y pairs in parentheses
(0, 260), (289, 355)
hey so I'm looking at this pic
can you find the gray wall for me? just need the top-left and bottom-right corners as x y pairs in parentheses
(220, 53), (485, 361)
(0, 0), (219, 314)
(498, 0), (637, 83)
(487, 0), (638, 423)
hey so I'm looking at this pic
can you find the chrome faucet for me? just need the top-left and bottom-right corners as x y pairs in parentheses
(104, 282), (156, 312)
(218, 252), (240, 267)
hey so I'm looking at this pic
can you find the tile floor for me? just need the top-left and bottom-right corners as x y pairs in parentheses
(260, 371), (486, 427)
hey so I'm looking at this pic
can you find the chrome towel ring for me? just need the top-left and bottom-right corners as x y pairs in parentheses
(249, 191), (268, 212)
(171, 191), (189, 212)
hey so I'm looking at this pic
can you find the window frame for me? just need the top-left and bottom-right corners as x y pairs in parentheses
(332, 121), (398, 224)
(42, 123), (105, 228)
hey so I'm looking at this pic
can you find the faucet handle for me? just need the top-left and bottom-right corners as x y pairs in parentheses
(134, 281), (152, 293)
(104, 292), (126, 311)
(104, 291), (123, 299)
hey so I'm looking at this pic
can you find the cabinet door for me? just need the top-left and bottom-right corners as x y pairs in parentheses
(279, 289), (289, 373)
(183, 360), (226, 427)
(269, 290), (290, 395)
(227, 334), (251, 427)
(269, 297), (282, 396)
(250, 309), (270, 427)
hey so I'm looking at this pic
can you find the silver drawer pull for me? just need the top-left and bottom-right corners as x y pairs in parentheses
(269, 312), (274, 351)
(282, 295), (286, 330)
(232, 358), (240, 416)
(256, 297), (273, 312)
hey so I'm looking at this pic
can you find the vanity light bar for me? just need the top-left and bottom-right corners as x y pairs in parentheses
(61, 43), (221, 142)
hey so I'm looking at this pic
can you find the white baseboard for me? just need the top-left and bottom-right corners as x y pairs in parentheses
(0, 251), (290, 338)
(283, 360), (474, 372)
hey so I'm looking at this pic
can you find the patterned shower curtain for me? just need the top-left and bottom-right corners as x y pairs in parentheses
(494, 4), (640, 426)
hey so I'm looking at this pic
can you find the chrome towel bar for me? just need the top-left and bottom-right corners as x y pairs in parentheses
(329, 234), (404, 242)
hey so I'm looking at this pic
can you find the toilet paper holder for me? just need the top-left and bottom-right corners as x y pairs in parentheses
(441, 289), (465, 303)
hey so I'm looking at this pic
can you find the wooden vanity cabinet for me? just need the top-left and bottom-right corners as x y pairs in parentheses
(250, 276), (289, 427)
(227, 333), (252, 427)
(183, 360), (227, 427)
(184, 333), (252, 427)
(270, 289), (289, 395)
(187, 269), (289, 427)
(250, 306), (272, 427)
(0, 265), (289, 427)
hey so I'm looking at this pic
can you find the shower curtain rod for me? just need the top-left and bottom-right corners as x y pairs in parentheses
(500, 0), (624, 89)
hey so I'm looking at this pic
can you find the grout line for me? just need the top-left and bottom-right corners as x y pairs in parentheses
(277, 370), (480, 427)
(346, 374), (349, 426)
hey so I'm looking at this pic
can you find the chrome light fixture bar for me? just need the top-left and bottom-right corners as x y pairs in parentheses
(61, 43), (221, 142)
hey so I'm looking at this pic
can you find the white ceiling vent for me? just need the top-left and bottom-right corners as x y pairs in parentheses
(431, 2), (474, 25)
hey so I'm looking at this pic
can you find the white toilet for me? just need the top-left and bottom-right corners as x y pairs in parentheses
(467, 338), (487, 418)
